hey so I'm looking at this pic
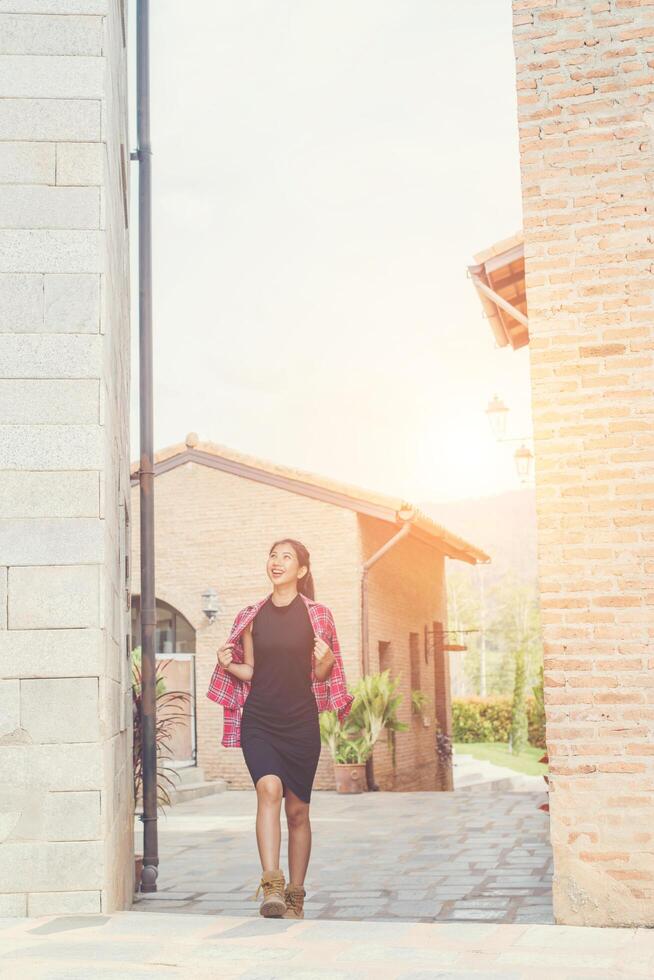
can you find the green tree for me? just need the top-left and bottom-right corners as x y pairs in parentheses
(510, 646), (528, 754)
(488, 573), (543, 697)
(529, 664), (546, 749)
(447, 568), (543, 701)
(446, 567), (482, 696)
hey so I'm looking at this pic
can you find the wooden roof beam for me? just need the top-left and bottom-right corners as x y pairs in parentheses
(469, 274), (529, 329)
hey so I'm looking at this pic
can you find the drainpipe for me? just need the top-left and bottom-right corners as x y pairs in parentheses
(360, 510), (415, 790)
(361, 514), (414, 675)
(132, 0), (158, 893)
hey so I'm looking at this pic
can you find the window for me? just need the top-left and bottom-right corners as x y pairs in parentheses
(131, 597), (197, 764)
(378, 641), (392, 674)
(410, 632), (420, 690)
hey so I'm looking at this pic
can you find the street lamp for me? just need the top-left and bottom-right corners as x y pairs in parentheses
(514, 444), (533, 482)
(484, 395), (534, 483)
(485, 395), (509, 440)
(201, 588), (219, 623)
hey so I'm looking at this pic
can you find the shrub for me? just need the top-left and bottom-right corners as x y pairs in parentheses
(452, 698), (512, 743)
(453, 694), (546, 748)
(132, 647), (191, 810)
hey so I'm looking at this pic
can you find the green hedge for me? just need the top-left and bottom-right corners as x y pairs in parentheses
(453, 697), (546, 749)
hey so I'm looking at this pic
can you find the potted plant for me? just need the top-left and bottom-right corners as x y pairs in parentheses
(319, 710), (369, 793)
(320, 670), (408, 793)
(132, 647), (191, 889)
(352, 670), (408, 788)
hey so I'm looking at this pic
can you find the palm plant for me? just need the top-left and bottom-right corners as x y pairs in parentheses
(350, 670), (408, 768)
(320, 670), (408, 769)
(131, 647), (192, 810)
(411, 689), (430, 717)
(319, 710), (369, 764)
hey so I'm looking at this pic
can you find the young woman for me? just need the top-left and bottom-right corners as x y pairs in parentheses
(207, 538), (353, 919)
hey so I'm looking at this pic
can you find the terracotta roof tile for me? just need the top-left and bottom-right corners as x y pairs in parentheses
(131, 437), (489, 564)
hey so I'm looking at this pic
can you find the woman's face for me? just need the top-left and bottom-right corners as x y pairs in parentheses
(267, 541), (307, 589)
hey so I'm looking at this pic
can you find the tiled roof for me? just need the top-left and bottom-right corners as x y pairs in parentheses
(131, 435), (489, 564)
(469, 231), (529, 351)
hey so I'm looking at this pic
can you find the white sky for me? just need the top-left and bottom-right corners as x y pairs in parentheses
(128, 0), (533, 504)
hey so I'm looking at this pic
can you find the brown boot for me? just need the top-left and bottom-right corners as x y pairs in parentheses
(254, 869), (286, 917)
(282, 883), (306, 919)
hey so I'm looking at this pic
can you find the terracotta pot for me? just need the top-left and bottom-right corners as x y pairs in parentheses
(134, 855), (144, 891)
(334, 762), (366, 793)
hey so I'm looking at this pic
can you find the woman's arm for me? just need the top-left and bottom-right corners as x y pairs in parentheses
(240, 622), (254, 676)
(218, 624), (254, 683)
(313, 634), (335, 682)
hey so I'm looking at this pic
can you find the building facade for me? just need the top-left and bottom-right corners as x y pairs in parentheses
(507, 0), (654, 927)
(0, 3), (133, 916)
(130, 435), (487, 795)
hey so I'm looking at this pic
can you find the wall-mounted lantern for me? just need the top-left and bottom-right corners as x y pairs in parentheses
(484, 395), (534, 484)
(485, 394), (509, 440)
(514, 443), (534, 483)
(201, 588), (219, 623)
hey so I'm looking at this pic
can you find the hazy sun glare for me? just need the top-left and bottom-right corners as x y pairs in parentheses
(129, 0), (531, 505)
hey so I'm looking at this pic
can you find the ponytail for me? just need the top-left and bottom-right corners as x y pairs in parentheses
(298, 569), (315, 601)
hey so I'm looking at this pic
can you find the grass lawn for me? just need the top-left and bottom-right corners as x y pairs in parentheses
(454, 741), (548, 777)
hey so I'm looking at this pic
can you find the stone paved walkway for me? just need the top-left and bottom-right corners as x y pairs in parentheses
(2, 910), (654, 979)
(132, 785), (553, 924)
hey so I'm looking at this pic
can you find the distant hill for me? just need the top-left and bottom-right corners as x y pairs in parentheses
(419, 488), (538, 584)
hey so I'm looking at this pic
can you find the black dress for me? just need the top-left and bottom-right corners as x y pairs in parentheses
(240, 594), (321, 804)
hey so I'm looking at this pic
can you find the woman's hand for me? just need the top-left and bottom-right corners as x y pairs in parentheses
(313, 635), (335, 682)
(216, 625), (254, 684)
(217, 641), (235, 668)
(313, 636), (332, 663)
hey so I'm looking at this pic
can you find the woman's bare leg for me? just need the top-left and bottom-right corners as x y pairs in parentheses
(254, 775), (284, 870)
(284, 787), (312, 885)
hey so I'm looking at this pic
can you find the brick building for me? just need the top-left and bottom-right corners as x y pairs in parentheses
(468, 0), (654, 928)
(130, 434), (487, 794)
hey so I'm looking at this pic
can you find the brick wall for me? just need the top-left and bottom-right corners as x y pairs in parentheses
(0, 2), (132, 916)
(130, 460), (362, 792)
(513, 0), (654, 927)
(130, 458), (450, 794)
(359, 517), (448, 791)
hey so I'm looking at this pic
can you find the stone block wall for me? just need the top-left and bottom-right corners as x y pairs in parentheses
(0, 1), (133, 916)
(513, 0), (654, 926)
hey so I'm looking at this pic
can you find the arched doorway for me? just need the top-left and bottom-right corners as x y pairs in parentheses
(131, 597), (197, 766)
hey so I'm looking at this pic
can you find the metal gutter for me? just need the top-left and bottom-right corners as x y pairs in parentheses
(130, 449), (489, 564)
(360, 517), (413, 677)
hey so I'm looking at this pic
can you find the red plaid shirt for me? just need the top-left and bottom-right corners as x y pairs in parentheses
(206, 593), (354, 748)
